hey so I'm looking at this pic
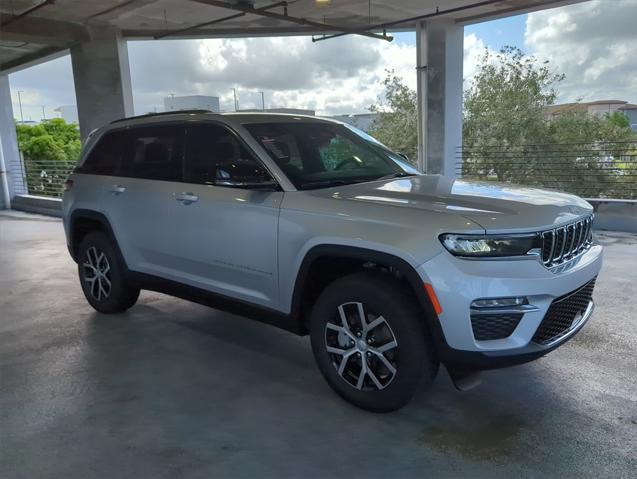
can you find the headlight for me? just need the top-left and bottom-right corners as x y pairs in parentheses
(439, 234), (541, 258)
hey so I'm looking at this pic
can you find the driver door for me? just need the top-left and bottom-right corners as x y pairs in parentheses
(165, 122), (283, 309)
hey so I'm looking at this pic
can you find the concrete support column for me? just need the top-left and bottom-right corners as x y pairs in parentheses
(70, 26), (133, 140)
(416, 19), (463, 176)
(0, 74), (21, 209)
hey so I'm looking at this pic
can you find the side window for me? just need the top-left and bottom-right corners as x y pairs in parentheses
(260, 133), (303, 170)
(118, 125), (184, 181)
(184, 124), (271, 186)
(80, 130), (126, 175)
(248, 127), (309, 181)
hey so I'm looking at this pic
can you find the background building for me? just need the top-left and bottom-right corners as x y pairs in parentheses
(545, 100), (633, 119)
(238, 107), (315, 115)
(618, 104), (637, 132)
(329, 113), (378, 132)
(54, 105), (79, 124)
(164, 95), (220, 112)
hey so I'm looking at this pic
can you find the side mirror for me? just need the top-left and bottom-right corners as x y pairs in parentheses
(214, 160), (278, 189)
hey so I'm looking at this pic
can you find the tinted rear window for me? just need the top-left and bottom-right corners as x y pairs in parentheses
(79, 130), (127, 175)
(118, 125), (185, 181)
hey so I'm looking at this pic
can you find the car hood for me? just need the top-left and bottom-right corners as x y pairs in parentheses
(313, 175), (593, 233)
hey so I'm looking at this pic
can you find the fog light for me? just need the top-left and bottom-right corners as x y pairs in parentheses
(471, 297), (528, 309)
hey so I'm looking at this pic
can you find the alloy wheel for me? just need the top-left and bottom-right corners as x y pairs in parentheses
(82, 246), (112, 301)
(324, 302), (398, 391)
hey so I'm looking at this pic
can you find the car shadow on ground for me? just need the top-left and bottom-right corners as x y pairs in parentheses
(81, 295), (586, 470)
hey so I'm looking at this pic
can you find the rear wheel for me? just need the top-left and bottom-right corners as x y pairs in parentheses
(310, 272), (438, 412)
(77, 231), (139, 314)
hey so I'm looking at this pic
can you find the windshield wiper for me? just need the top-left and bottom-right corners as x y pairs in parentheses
(376, 172), (417, 180)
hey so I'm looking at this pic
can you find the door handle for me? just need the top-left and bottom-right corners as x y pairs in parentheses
(110, 185), (126, 195)
(175, 192), (199, 205)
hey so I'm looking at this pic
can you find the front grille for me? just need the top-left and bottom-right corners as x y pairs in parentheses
(532, 277), (596, 345)
(471, 314), (523, 341)
(541, 216), (593, 268)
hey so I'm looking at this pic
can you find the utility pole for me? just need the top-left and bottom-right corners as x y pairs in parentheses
(232, 88), (238, 112)
(260, 91), (265, 111)
(16, 90), (24, 123)
(41, 105), (46, 120)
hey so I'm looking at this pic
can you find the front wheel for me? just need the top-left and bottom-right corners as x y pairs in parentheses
(310, 273), (439, 412)
(77, 231), (139, 314)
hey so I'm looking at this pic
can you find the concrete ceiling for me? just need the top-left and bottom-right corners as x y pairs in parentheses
(1, 0), (585, 73)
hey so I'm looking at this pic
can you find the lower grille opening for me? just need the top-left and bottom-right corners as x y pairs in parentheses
(471, 314), (523, 341)
(532, 277), (596, 345)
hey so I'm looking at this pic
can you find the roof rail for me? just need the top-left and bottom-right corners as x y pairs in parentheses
(110, 109), (212, 124)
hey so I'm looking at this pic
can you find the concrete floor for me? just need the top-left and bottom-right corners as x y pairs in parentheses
(1, 212), (636, 479)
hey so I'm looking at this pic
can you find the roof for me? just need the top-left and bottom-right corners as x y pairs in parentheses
(544, 103), (588, 115)
(105, 110), (338, 129)
(222, 112), (332, 123)
(586, 100), (627, 105)
(1, 0), (586, 73)
(545, 100), (635, 116)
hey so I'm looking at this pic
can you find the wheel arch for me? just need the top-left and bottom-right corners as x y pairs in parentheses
(290, 245), (442, 339)
(68, 209), (121, 263)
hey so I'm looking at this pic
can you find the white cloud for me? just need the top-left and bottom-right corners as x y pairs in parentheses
(462, 33), (494, 91)
(128, 32), (494, 116)
(8, 55), (76, 122)
(525, 0), (637, 103)
(128, 35), (416, 115)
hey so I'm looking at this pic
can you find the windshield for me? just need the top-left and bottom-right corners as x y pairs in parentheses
(243, 122), (419, 190)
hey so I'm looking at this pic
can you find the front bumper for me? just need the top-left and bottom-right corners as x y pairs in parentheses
(417, 244), (603, 370)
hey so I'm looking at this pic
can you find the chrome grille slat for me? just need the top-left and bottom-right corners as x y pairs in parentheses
(567, 224), (577, 259)
(557, 227), (568, 263)
(580, 218), (588, 252)
(585, 217), (593, 245)
(575, 221), (583, 252)
(540, 215), (594, 269)
(542, 231), (555, 265)
(564, 226), (573, 260)
(577, 220), (586, 251)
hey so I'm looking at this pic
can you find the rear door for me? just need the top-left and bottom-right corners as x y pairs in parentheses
(101, 124), (186, 276)
(70, 130), (124, 216)
(164, 122), (282, 308)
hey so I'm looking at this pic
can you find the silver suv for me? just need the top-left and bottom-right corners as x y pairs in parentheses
(63, 111), (602, 412)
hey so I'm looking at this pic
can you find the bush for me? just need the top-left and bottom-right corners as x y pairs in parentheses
(16, 119), (80, 198)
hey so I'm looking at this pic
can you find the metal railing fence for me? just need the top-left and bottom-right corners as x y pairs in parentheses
(10, 152), (75, 199)
(456, 141), (637, 199)
(9, 141), (637, 200)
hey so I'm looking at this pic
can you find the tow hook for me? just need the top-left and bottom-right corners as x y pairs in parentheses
(447, 368), (482, 391)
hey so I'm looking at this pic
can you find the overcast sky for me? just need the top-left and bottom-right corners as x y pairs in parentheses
(8, 0), (637, 121)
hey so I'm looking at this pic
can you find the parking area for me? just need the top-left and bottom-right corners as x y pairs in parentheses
(1, 212), (636, 478)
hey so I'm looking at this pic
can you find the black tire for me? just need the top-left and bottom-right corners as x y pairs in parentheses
(310, 272), (439, 412)
(77, 231), (140, 314)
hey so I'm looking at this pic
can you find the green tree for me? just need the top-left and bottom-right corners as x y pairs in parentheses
(605, 111), (630, 129)
(366, 51), (636, 198)
(544, 112), (636, 198)
(16, 119), (80, 197)
(462, 46), (564, 181)
(368, 71), (418, 163)
(548, 111), (634, 143)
